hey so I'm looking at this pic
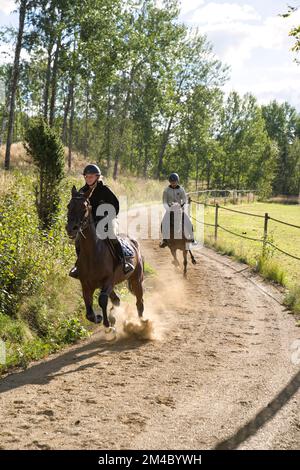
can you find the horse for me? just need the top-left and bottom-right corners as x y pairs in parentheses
(162, 203), (197, 278)
(65, 186), (145, 339)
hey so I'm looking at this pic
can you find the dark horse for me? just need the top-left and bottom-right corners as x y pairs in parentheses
(163, 204), (197, 278)
(66, 186), (145, 339)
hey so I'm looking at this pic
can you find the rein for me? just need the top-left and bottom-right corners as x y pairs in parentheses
(70, 184), (97, 239)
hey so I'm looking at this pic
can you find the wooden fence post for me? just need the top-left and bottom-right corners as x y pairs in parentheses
(263, 212), (269, 257)
(215, 203), (219, 242)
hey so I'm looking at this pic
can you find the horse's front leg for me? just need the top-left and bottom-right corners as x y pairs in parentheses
(183, 250), (188, 278)
(189, 250), (197, 265)
(99, 284), (116, 339)
(83, 285), (102, 324)
(108, 290), (120, 326)
(170, 247), (180, 267)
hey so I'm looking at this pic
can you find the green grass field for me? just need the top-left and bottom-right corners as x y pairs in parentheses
(191, 202), (300, 288)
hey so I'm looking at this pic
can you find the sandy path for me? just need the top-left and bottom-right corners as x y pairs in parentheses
(0, 240), (299, 450)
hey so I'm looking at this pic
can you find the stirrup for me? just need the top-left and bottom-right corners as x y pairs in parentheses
(159, 240), (168, 248)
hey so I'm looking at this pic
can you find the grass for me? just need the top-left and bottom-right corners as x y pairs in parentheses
(195, 201), (300, 287)
(193, 201), (300, 317)
(284, 286), (300, 315)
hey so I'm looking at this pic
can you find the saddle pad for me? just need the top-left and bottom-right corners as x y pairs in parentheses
(119, 237), (135, 258)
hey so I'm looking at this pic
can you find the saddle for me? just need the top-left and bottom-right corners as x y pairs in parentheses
(106, 237), (135, 261)
(118, 237), (135, 258)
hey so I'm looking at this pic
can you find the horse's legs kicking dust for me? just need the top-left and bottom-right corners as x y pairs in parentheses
(82, 285), (102, 324)
(170, 247), (180, 268)
(109, 290), (120, 307)
(189, 250), (197, 265)
(128, 276), (144, 318)
(98, 285), (114, 328)
(183, 250), (188, 278)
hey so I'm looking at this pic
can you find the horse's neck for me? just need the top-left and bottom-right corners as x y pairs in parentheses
(78, 216), (100, 255)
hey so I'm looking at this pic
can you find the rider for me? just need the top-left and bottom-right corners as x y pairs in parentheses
(159, 173), (194, 248)
(69, 164), (134, 278)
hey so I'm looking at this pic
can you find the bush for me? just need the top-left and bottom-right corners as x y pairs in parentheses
(24, 118), (65, 229)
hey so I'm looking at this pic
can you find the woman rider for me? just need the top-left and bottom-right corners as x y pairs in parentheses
(160, 172), (194, 247)
(69, 164), (134, 278)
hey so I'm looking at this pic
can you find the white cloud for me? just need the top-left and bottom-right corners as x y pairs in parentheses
(179, 0), (205, 16)
(179, 2), (300, 109)
(0, 0), (15, 15)
(183, 2), (261, 25)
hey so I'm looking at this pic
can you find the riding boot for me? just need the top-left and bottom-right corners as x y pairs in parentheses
(111, 238), (134, 274)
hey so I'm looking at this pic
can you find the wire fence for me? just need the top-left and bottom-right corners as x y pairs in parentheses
(187, 189), (257, 206)
(189, 198), (300, 262)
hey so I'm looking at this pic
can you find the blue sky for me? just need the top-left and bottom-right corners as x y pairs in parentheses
(1, 0), (300, 110)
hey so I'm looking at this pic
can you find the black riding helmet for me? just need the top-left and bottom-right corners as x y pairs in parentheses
(83, 164), (101, 176)
(169, 172), (179, 183)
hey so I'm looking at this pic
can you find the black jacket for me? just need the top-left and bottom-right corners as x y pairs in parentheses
(80, 180), (119, 223)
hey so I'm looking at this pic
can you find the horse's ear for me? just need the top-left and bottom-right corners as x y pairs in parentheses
(71, 185), (77, 196)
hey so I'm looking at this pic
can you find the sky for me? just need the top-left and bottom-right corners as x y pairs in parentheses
(0, 0), (300, 110)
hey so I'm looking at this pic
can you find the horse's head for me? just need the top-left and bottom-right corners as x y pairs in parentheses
(65, 186), (91, 239)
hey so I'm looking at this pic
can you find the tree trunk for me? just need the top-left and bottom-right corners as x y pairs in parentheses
(62, 82), (72, 144)
(196, 155), (199, 190)
(143, 146), (149, 178)
(113, 68), (135, 180)
(49, 36), (61, 128)
(0, 76), (11, 146)
(155, 75), (185, 179)
(156, 115), (174, 178)
(43, 41), (53, 122)
(84, 83), (89, 159)
(103, 88), (112, 172)
(4, 0), (27, 170)
(68, 81), (75, 171)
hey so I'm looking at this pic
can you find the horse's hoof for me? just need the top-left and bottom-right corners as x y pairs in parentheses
(105, 327), (116, 341)
(86, 314), (102, 324)
(192, 259), (197, 265)
(108, 313), (116, 326)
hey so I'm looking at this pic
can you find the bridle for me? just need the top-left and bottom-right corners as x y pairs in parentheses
(69, 184), (97, 239)
(69, 195), (92, 239)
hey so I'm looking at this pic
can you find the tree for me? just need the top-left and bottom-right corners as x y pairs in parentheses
(24, 118), (65, 229)
(4, 0), (28, 170)
(217, 92), (274, 190)
(262, 100), (300, 194)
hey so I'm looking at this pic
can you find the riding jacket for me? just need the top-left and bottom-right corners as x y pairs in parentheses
(163, 185), (187, 211)
(80, 180), (119, 225)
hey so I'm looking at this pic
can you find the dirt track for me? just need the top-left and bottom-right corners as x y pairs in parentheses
(0, 240), (300, 450)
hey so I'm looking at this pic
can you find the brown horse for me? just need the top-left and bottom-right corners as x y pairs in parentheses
(163, 205), (197, 278)
(65, 186), (145, 338)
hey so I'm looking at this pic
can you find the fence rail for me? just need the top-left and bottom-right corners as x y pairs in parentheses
(189, 198), (300, 262)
